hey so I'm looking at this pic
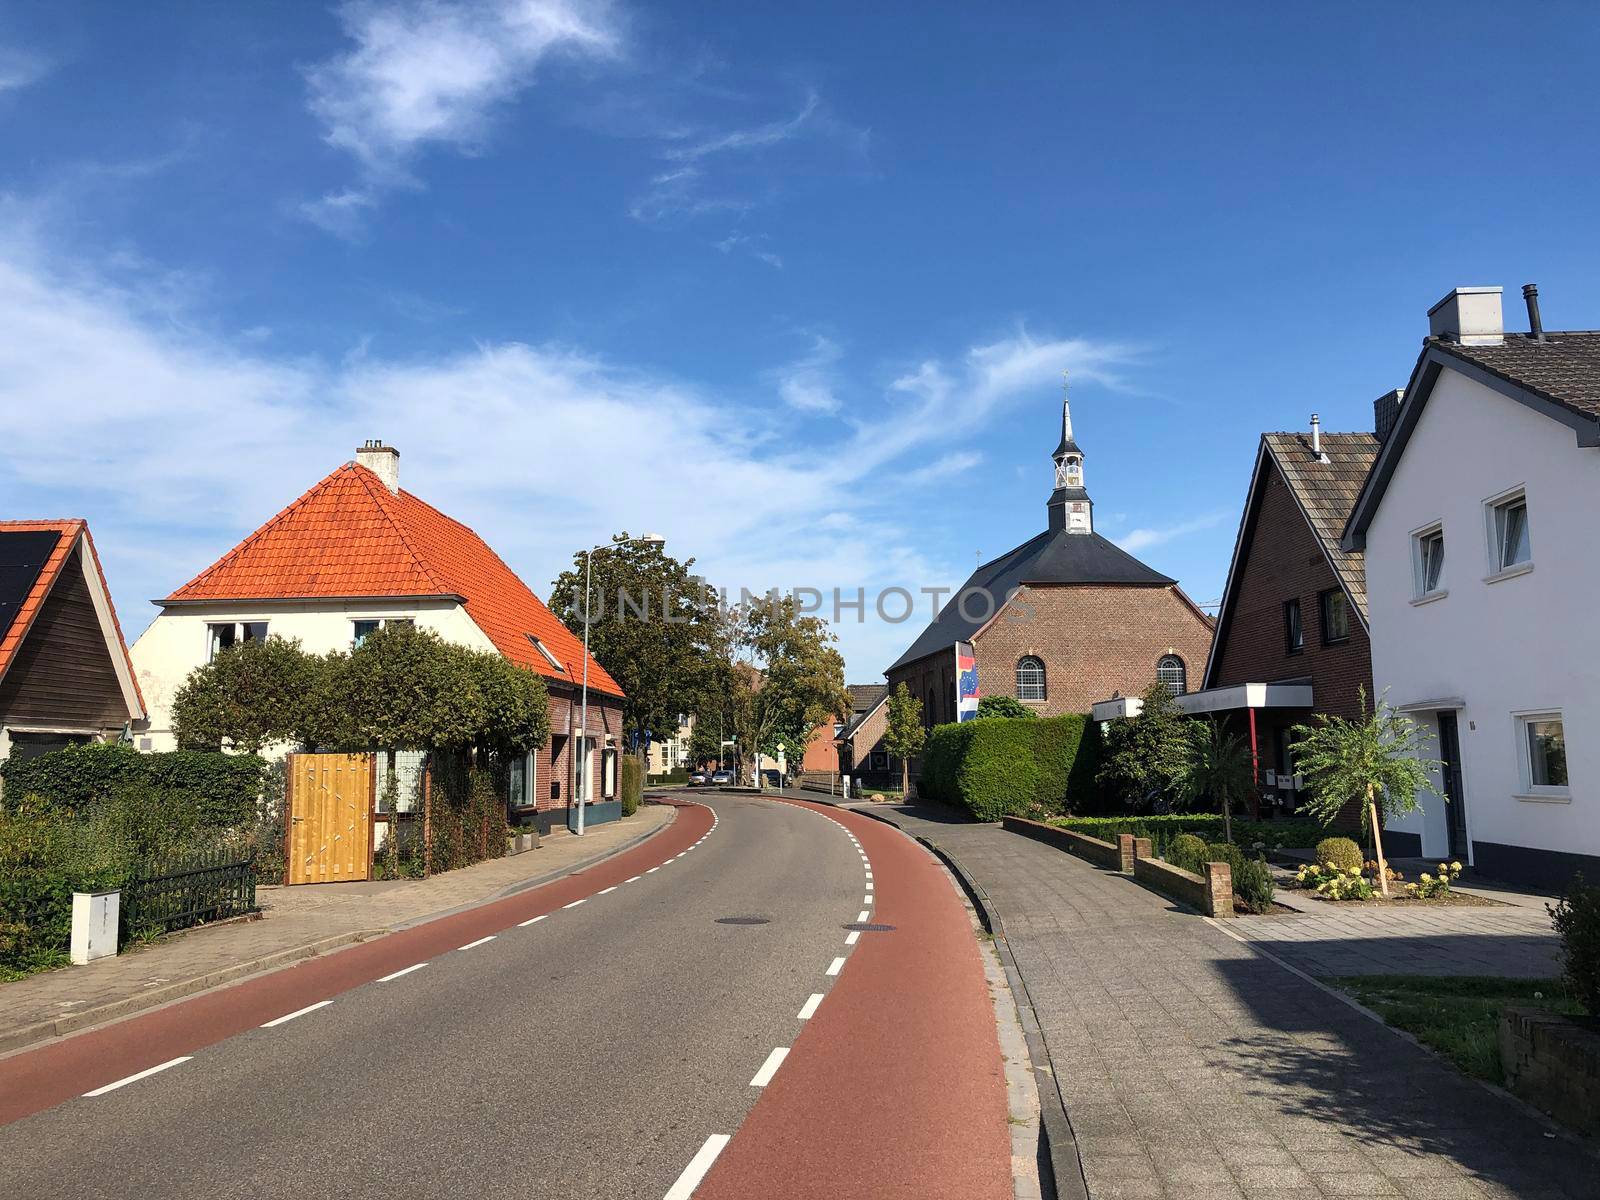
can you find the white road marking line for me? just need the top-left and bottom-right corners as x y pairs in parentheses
(457, 935), (497, 951)
(598, 886), (617, 895)
(857, 910), (869, 922)
(676, 851), (687, 858)
(864, 894), (873, 905)
(646, 866), (660, 874)
(749, 1046), (789, 1087)
(518, 914), (548, 927)
(845, 931), (861, 946)
(261, 999), (334, 1028)
(826, 956), (846, 976)
(378, 962), (427, 982)
(798, 992), (824, 1020)
(624, 875), (641, 884)
(563, 898), (587, 909)
(664, 1134), (731, 1200)
(83, 1056), (193, 1097)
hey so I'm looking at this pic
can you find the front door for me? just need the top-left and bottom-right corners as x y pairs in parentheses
(1438, 711), (1469, 861)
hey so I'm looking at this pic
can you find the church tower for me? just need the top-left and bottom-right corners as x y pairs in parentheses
(1047, 373), (1093, 534)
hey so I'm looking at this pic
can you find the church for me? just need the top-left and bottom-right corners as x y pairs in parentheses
(885, 384), (1214, 724)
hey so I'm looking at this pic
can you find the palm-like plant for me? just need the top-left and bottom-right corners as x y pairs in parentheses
(1289, 687), (1441, 896)
(1173, 718), (1253, 845)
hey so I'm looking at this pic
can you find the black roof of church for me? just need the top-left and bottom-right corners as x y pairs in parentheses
(886, 527), (1174, 672)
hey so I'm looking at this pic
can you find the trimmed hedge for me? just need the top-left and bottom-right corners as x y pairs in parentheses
(1050, 814), (1322, 856)
(919, 714), (1102, 821)
(0, 743), (267, 828)
(621, 755), (644, 817)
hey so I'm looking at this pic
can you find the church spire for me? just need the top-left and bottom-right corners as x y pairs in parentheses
(1048, 372), (1093, 534)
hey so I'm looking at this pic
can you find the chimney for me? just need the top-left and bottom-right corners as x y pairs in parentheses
(1428, 286), (1503, 345)
(1373, 388), (1403, 443)
(1522, 283), (1545, 342)
(1309, 414), (1328, 462)
(356, 440), (400, 493)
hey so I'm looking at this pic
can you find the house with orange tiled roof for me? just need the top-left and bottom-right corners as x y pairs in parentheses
(0, 520), (145, 765)
(129, 442), (625, 834)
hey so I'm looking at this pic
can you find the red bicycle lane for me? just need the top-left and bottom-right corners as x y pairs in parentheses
(0, 800), (708, 1125)
(695, 797), (1012, 1200)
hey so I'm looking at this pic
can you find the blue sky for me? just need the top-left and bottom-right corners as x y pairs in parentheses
(3, 1), (1598, 677)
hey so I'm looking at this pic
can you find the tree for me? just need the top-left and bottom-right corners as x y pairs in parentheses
(977, 695), (1036, 720)
(1097, 681), (1192, 810)
(465, 649), (552, 758)
(171, 635), (326, 753)
(1290, 688), (1441, 896)
(882, 683), (926, 795)
(1172, 718), (1253, 844)
(550, 533), (720, 752)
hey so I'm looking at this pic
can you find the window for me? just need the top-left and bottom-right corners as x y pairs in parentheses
(508, 751), (537, 808)
(1487, 490), (1532, 573)
(1516, 713), (1569, 797)
(602, 748), (617, 798)
(1411, 525), (1445, 599)
(352, 617), (414, 647)
(1283, 599), (1303, 654)
(1156, 655), (1186, 696)
(1319, 589), (1350, 644)
(528, 636), (565, 671)
(208, 621), (267, 660)
(1016, 656), (1046, 701)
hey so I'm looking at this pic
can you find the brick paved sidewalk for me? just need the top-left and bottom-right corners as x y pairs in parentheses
(861, 802), (1596, 1200)
(0, 805), (674, 1055)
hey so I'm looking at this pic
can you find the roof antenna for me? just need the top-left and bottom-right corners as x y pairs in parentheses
(1523, 283), (1545, 342)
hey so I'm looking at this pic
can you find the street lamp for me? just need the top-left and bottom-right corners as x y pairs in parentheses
(574, 532), (665, 835)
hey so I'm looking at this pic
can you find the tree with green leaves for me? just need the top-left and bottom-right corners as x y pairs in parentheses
(977, 695), (1036, 720)
(550, 533), (721, 752)
(883, 683), (926, 795)
(1173, 718), (1253, 844)
(1290, 687), (1441, 896)
(171, 635), (328, 753)
(1097, 681), (1192, 810)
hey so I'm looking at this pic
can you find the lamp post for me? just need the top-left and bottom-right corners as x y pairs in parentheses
(574, 532), (665, 834)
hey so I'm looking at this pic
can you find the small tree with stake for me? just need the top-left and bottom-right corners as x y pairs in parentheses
(1290, 687), (1441, 896)
(883, 683), (926, 796)
(1173, 718), (1252, 845)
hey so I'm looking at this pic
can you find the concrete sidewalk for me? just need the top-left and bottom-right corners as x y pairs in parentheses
(859, 801), (1595, 1200)
(0, 805), (674, 1056)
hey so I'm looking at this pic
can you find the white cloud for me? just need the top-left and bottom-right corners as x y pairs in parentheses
(771, 334), (841, 413)
(1113, 511), (1230, 553)
(906, 451), (983, 485)
(714, 231), (782, 269)
(302, 0), (622, 229)
(0, 47), (49, 93)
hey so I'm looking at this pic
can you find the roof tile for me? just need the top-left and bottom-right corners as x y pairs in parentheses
(1261, 432), (1377, 620)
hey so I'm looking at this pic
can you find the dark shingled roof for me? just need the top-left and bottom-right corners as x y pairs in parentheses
(841, 683), (888, 737)
(1261, 432), (1378, 620)
(1433, 331), (1600, 422)
(886, 528), (1175, 672)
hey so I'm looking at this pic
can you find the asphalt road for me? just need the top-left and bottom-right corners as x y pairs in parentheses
(0, 795), (868, 1199)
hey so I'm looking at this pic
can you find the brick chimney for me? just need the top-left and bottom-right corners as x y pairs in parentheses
(1373, 389), (1403, 443)
(355, 440), (400, 493)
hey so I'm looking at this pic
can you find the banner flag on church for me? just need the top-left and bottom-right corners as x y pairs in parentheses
(956, 642), (980, 721)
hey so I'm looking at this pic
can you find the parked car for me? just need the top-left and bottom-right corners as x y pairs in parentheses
(687, 771), (708, 787)
(710, 769), (733, 785)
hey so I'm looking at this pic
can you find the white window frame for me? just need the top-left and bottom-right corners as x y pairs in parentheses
(351, 616), (414, 647)
(1156, 655), (1186, 696)
(1409, 521), (1447, 603)
(603, 746), (617, 798)
(1016, 656), (1047, 702)
(509, 749), (537, 809)
(528, 636), (565, 671)
(207, 620), (268, 661)
(1512, 709), (1570, 802)
(1483, 485), (1533, 582)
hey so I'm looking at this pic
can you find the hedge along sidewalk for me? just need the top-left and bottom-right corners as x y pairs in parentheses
(0, 804), (674, 1057)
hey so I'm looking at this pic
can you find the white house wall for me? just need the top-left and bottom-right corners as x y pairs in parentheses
(1365, 366), (1600, 869)
(129, 598), (493, 753)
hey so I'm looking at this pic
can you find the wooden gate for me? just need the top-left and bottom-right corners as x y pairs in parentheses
(285, 753), (375, 885)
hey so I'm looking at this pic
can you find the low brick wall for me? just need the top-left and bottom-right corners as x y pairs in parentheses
(1500, 1006), (1600, 1137)
(1132, 852), (1234, 918)
(1003, 816), (1121, 870)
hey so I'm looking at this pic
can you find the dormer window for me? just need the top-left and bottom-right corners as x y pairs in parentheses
(528, 636), (564, 671)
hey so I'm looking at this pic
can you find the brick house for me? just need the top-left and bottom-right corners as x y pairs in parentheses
(886, 389), (1213, 739)
(129, 442), (624, 835)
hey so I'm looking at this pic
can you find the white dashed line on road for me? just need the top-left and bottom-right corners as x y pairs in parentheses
(826, 956), (846, 976)
(749, 1047), (789, 1087)
(598, 886), (617, 895)
(664, 1134), (730, 1200)
(378, 962), (427, 982)
(563, 899), (587, 909)
(624, 875), (641, 884)
(857, 910), (869, 922)
(646, 866), (659, 874)
(83, 1056), (194, 1097)
(261, 1000), (334, 1028)
(518, 914), (548, 927)
(845, 931), (860, 946)
(797, 993), (823, 1020)
(457, 935), (497, 950)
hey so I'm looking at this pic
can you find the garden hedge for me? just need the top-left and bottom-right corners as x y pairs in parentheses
(0, 743), (267, 828)
(1050, 813), (1323, 855)
(918, 714), (1102, 821)
(621, 755), (644, 816)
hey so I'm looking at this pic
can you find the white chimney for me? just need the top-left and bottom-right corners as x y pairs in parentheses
(1428, 286), (1503, 345)
(1310, 413), (1325, 460)
(355, 440), (400, 493)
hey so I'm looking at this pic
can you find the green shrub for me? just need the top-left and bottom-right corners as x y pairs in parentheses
(1051, 814), (1321, 856)
(918, 722), (975, 805)
(620, 755), (644, 817)
(0, 743), (267, 828)
(919, 714), (1101, 820)
(976, 695), (1037, 720)
(957, 718), (1040, 821)
(1549, 874), (1600, 1016)
(0, 799), (132, 977)
(1206, 842), (1247, 876)
(1165, 833), (1208, 874)
(1233, 857), (1276, 914)
(1316, 836), (1364, 870)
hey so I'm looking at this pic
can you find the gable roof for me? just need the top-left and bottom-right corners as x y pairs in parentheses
(886, 527), (1178, 673)
(841, 683), (888, 738)
(164, 464), (623, 697)
(1344, 333), (1600, 548)
(1202, 433), (1377, 689)
(0, 519), (145, 718)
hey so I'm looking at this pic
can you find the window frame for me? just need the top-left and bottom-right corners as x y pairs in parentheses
(1484, 485), (1534, 580)
(1156, 655), (1186, 696)
(528, 635), (565, 671)
(1283, 598), (1304, 655)
(1513, 710), (1570, 801)
(1015, 655), (1047, 702)
(207, 620), (268, 662)
(508, 749), (538, 811)
(1318, 588), (1351, 646)
(1409, 521), (1447, 602)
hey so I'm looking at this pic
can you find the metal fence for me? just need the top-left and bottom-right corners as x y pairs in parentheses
(121, 848), (257, 943)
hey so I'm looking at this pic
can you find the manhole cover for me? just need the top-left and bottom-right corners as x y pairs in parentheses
(715, 916), (770, 925)
(844, 922), (896, 932)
